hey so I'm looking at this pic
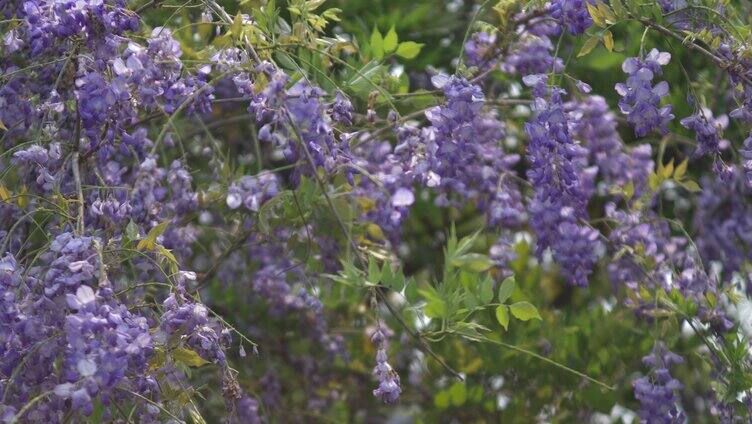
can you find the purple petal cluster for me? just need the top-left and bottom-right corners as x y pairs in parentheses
(680, 108), (728, 158)
(633, 343), (686, 424)
(524, 74), (600, 286)
(420, 74), (524, 228)
(549, 0), (594, 35)
(615, 49), (674, 137)
(464, 32), (498, 69)
(226, 173), (280, 212)
(370, 323), (401, 404)
(567, 96), (654, 193)
(250, 63), (353, 181)
(502, 35), (564, 76)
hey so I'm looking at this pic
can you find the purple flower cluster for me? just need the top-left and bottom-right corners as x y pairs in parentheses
(567, 95), (654, 194)
(250, 63), (352, 180)
(524, 74), (600, 286)
(615, 49), (674, 137)
(693, 170), (752, 282)
(680, 108), (728, 158)
(370, 323), (401, 404)
(0, 234), (166, 421)
(464, 32), (498, 69)
(419, 74), (524, 228)
(742, 133), (752, 185)
(159, 292), (231, 365)
(352, 130), (417, 242)
(633, 343), (686, 423)
(226, 173), (280, 212)
(502, 35), (564, 76)
(549, 0), (594, 35)
(18, 0), (138, 56)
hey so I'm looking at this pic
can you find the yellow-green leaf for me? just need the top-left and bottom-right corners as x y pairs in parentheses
(371, 27), (384, 60)
(172, 347), (210, 367)
(586, 2), (606, 27)
(578, 36), (600, 57)
(711, 36), (721, 50)
(624, 180), (635, 199)
(610, 0), (627, 17)
(366, 223), (385, 240)
(0, 185), (9, 202)
(681, 180), (702, 192)
(603, 30), (614, 52)
(0, 119), (7, 131)
(495, 305), (510, 330)
(674, 158), (688, 180)
(384, 26), (398, 53)
(596, 1), (617, 23)
(395, 41), (423, 59)
(137, 220), (170, 251)
(306, 0), (326, 11)
(449, 382), (467, 406)
(434, 390), (450, 409)
(509, 301), (541, 321)
(452, 253), (494, 273)
(497, 276), (515, 303)
(231, 12), (243, 35)
(660, 159), (674, 179)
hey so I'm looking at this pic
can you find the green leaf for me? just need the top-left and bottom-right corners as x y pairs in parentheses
(321, 8), (342, 22)
(478, 276), (493, 304)
(660, 159), (674, 179)
(230, 12), (243, 35)
(674, 158), (688, 180)
(449, 382), (467, 406)
(424, 298), (447, 318)
(384, 26), (398, 53)
(368, 256), (381, 285)
(624, 180), (635, 199)
(497, 276), (515, 303)
(452, 253), (494, 273)
(596, 1), (617, 23)
(125, 220), (139, 241)
(578, 36), (599, 57)
(586, 2), (606, 27)
(509, 301), (542, 321)
(434, 390), (450, 409)
(172, 347), (210, 367)
(495, 305), (510, 330)
(681, 180), (702, 192)
(603, 30), (614, 52)
(370, 27), (384, 60)
(381, 261), (394, 288)
(306, 0), (326, 11)
(137, 220), (170, 251)
(420, 287), (447, 318)
(395, 41), (423, 59)
(610, 0), (627, 17)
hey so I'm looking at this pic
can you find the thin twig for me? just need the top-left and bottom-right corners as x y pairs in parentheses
(72, 152), (85, 236)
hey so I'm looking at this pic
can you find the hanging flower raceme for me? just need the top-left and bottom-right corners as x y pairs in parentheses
(524, 74), (600, 286)
(680, 107), (728, 159)
(370, 323), (401, 404)
(566, 95), (654, 195)
(615, 49), (674, 137)
(549, 0), (594, 35)
(420, 74), (524, 228)
(633, 343), (686, 423)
